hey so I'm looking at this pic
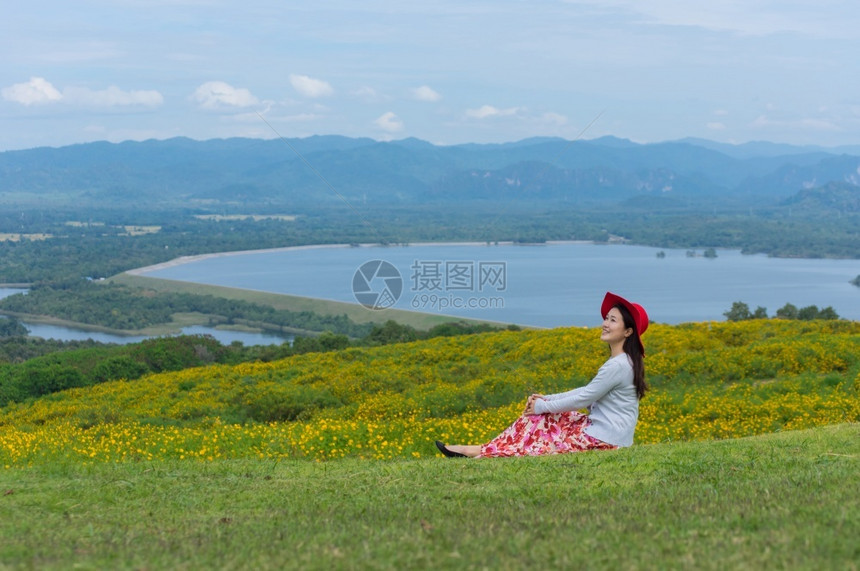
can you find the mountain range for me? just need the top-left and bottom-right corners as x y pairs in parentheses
(1, 135), (858, 212)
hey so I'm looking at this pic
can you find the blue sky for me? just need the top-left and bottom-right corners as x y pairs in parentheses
(2, 0), (859, 151)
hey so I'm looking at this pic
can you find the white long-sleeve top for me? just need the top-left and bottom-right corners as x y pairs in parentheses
(533, 353), (639, 447)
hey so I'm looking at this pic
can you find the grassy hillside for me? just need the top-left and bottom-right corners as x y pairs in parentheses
(0, 425), (857, 569)
(0, 319), (858, 568)
(0, 319), (856, 464)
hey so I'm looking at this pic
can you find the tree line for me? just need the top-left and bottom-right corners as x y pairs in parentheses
(723, 301), (840, 322)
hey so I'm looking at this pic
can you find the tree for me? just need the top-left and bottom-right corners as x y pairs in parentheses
(752, 306), (768, 319)
(776, 303), (799, 320)
(0, 317), (28, 337)
(316, 331), (350, 352)
(92, 356), (150, 383)
(364, 320), (419, 345)
(817, 306), (839, 320)
(724, 301), (752, 321)
(798, 305), (820, 320)
(16, 364), (85, 398)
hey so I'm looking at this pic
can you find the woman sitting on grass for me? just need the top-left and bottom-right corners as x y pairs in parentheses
(436, 291), (648, 458)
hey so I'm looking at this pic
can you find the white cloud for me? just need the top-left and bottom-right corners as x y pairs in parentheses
(465, 104), (520, 119)
(751, 115), (769, 127)
(1, 77), (63, 105)
(237, 110), (321, 124)
(2, 78), (162, 108)
(375, 111), (403, 133)
(64, 85), (163, 107)
(191, 81), (259, 109)
(353, 86), (382, 102)
(707, 122), (726, 131)
(412, 85), (441, 102)
(540, 112), (568, 126)
(289, 74), (334, 98)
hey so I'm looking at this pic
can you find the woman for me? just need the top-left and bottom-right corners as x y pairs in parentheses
(436, 291), (648, 458)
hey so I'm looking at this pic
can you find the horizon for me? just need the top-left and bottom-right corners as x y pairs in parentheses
(4, 132), (860, 155)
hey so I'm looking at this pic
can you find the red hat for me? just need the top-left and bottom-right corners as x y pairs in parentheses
(601, 292), (648, 352)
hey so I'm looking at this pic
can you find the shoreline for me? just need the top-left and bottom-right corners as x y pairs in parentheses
(124, 239), (599, 276)
(127, 238), (857, 281)
(0, 310), (162, 337)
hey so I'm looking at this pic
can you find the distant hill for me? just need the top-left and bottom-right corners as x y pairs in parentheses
(1, 135), (859, 211)
(781, 181), (860, 213)
(675, 137), (860, 158)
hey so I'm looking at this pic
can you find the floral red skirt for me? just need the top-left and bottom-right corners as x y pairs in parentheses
(479, 411), (616, 458)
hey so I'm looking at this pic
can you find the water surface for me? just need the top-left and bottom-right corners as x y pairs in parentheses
(137, 242), (860, 327)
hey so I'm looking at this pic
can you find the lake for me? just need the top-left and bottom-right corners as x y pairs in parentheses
(135, 242), (860, 327)
(0, 288), (292, 346)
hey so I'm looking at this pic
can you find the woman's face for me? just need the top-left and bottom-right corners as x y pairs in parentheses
(601, 306), (632, 346)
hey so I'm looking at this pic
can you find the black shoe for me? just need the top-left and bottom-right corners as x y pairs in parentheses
(435, 440), (467, 458)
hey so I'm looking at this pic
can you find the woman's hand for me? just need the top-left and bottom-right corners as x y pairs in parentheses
(524, 393), (544, 415)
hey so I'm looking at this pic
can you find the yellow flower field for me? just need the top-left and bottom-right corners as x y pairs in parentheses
(1, 320), (858, 465)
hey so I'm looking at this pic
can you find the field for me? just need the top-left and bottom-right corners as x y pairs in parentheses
(0, 319), (858, 568)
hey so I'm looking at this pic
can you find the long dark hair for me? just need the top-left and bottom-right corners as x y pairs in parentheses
(614, 303), (647, 400)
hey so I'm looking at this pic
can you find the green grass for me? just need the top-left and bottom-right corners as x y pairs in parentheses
(1, 423), (857, 570)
